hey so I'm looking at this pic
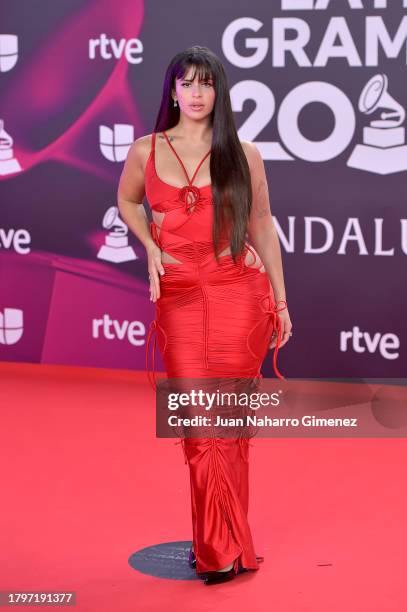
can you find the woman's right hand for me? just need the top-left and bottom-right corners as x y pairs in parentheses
(147, 243), (165, 302)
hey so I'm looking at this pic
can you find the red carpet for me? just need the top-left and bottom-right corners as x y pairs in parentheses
(0, 361), (406, 611)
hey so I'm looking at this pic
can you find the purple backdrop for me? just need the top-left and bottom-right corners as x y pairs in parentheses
(1, 0), (406, 377)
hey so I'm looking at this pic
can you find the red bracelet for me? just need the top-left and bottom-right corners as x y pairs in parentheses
(274, 299), (287, 312)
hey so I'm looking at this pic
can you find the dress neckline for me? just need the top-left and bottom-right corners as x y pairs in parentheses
(150, 131), (212, 191)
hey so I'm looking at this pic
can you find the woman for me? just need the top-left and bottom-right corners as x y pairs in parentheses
(118, 46), (292, 585)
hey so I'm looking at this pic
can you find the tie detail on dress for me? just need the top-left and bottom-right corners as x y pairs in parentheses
(178, 184), (202, 212)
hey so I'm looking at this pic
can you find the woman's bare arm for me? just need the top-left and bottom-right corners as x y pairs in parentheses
(117, 136), (165, 301)
(242, 141), (292, 347)
(117, 137), (155, 251)
(242, 141), (286, 301)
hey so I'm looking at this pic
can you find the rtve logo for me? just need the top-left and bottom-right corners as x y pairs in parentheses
(340, 326), (400, 360)
(92, 314), (146, 346)
(0, 35), (18, 72)
(88, 34), (143, 64)
(0, 308), (23, 345)
(0, 228), (31, 254)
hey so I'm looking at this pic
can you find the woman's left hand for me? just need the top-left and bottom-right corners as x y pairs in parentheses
(269, 307), (292, 349)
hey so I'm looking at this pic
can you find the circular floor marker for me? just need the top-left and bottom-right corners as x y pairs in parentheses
(128, 540), (201, 580)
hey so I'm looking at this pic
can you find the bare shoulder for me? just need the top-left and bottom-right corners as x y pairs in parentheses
(126, 133), (153, 170)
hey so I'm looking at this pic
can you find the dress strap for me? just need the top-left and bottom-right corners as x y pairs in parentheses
(240, 243), (285, 380)
(146, 315), (188, 463)
(149, 132), (157, 175)
(162, 130), (211, 187)
(261, 289), (286, 380)
(145, 319), (158, 391)
(272, 309), (285, 380)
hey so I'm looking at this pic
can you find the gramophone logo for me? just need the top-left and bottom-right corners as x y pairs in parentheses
(97, 205), (138, 263)
(347, 74), (407, 175)
(0, 119), (22, 176)
(0, 308), (23, 345)
(0, 34), (18, 72)
(99, 123), (134, 162)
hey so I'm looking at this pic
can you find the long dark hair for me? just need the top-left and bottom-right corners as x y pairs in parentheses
(153, 45), (252, 264)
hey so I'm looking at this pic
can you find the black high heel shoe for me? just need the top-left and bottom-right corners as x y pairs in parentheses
(203, 554), (264, 584)
(188, 546), (196, 568)
(204, 566), (235, 585)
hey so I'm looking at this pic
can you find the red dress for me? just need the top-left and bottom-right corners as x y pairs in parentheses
(145, 130), (283, 575)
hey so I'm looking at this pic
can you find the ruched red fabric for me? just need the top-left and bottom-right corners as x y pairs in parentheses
(144, 131), (282, 575)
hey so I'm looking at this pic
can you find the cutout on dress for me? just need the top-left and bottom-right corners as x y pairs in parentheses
(161, 251), (183, 264)
(217, 245), (265, 271)
(243, 245), (266, 273)
(152, 210), (165, 228)
(150, 211), (183, 264)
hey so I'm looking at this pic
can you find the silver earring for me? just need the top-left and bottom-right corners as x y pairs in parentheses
(173, 99), (178, 107)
